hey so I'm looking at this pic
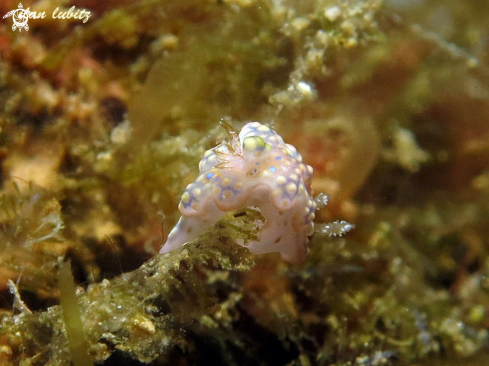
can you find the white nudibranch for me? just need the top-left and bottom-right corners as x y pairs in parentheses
(159, 122), (353, 263)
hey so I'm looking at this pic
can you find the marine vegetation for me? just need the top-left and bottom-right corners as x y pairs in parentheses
(1, 0), (489, 365)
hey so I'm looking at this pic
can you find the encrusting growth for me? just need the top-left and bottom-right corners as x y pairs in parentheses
(160, 122), (352, 263)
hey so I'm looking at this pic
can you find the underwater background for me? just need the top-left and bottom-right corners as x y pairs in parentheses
(1, 0), (489, 365)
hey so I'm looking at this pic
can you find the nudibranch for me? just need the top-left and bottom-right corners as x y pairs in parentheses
(159, 122), (321, 263)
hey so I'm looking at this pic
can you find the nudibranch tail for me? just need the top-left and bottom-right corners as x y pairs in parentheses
(160, 206), (225, 254)
(159, 121), (351, 263)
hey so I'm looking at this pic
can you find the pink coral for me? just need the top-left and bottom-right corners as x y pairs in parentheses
(159, 122), (323, 263)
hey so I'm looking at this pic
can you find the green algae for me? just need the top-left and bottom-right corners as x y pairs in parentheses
(0, 185), (64, 299)
(1, 215), (256, 364)
(58, 261), (94, 366)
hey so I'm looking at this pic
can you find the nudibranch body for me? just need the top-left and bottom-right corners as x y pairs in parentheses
(159, 122), (318, 263)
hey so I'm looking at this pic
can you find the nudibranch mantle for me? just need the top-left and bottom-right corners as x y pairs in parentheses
(159, 122), (318, 263)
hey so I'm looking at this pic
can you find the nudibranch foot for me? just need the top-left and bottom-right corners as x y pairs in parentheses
(241, 196), (309, 264)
